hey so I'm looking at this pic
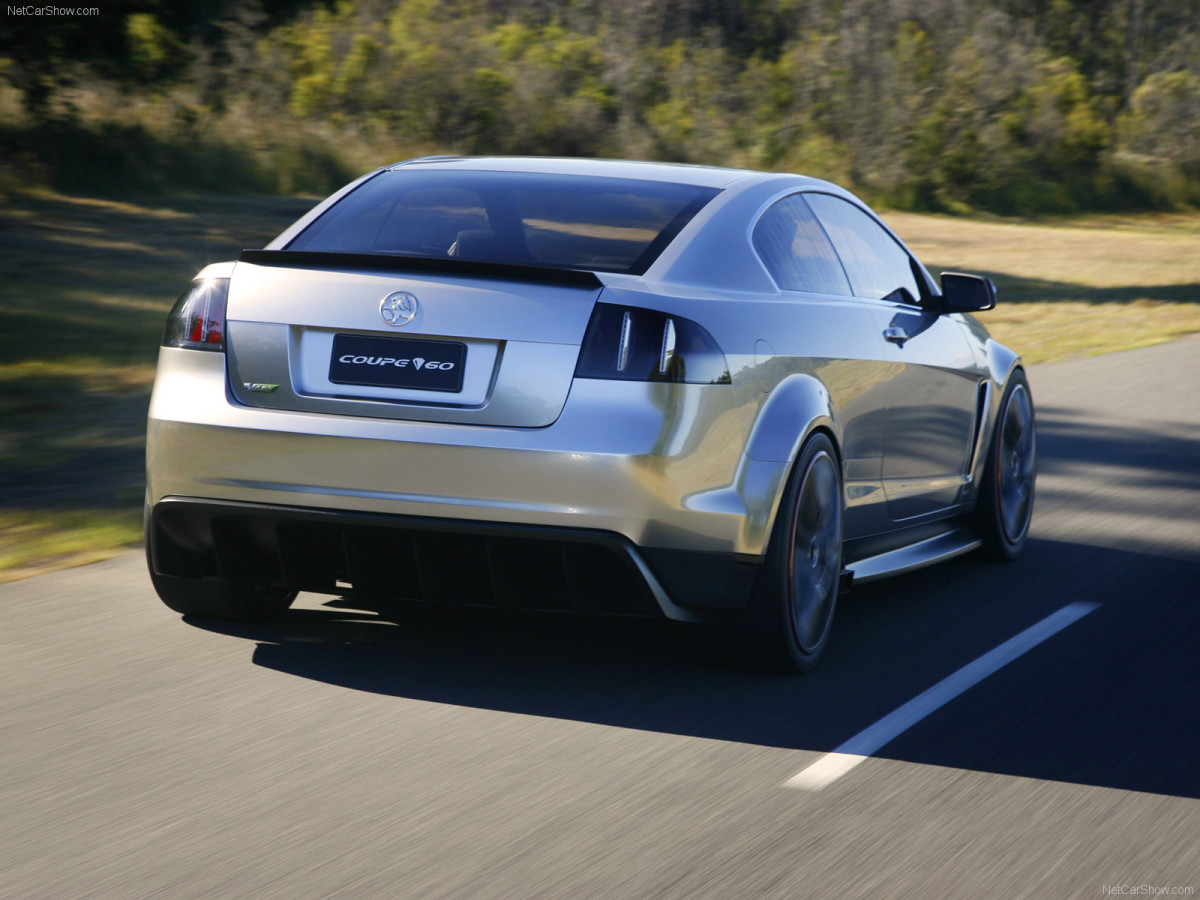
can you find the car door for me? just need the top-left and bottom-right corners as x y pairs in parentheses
(805, 193), (982, 521)
(750, 193), (895, 538)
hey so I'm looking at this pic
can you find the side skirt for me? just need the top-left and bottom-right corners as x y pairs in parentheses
(846, 526), (982, 585)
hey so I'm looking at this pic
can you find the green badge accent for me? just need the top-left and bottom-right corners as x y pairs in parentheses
(244, 382), (280, 393)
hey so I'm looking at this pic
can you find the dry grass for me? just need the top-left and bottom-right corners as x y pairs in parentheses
(0, 508), (144, 583)
(976, 298), (1200, 363)
(889, 211), (1200, 290)
(886, 211), (1200, 363)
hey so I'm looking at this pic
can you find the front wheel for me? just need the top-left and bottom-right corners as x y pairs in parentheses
(975, 369), (1036, 560)
(738, 432), (844, 674)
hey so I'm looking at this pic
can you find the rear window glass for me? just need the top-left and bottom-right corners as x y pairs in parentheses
(287, 169), (720, 275)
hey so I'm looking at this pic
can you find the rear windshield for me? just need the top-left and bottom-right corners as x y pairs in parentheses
(286, 169), (720, 275)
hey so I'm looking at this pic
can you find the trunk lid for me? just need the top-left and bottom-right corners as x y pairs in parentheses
(224, 254), (603, 427)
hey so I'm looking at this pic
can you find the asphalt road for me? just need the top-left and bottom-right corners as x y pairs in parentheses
(2, 337), (1198, 899)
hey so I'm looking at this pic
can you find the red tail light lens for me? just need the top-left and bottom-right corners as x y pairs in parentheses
(162, 278), (229, 350)
(575, 304), (731, 385)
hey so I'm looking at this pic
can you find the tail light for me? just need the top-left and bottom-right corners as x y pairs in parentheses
(162, 278), (229, 350)
(575, 304), (731, 385)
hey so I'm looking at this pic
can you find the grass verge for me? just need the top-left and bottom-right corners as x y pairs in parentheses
(1, 194), (1198, 583)
(888, 211), (1200, 362)
(0, 508), (144, 583)
(1, 191), (314, 584)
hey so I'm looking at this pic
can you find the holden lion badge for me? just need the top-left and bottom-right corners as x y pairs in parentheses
(380, 291), (418, 327)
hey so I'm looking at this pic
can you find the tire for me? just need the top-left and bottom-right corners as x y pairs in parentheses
(736, 432), (844, 674)
(145, 513), (296, 621)
(975, 369), (1036, 561)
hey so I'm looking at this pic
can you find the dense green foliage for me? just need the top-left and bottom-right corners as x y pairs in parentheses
(2, 0), (1198, 212)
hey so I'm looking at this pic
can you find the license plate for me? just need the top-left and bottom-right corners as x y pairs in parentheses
(329, 334), (466, 392)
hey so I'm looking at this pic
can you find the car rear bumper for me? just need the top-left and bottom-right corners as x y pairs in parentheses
(146, 348), (781, 613)
(147, 498), (759, 618)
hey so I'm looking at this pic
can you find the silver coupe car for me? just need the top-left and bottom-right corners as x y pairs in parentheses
(145, 156), (1035, 672)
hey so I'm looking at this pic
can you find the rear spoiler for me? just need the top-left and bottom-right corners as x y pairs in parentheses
(238, 250), (604, 288)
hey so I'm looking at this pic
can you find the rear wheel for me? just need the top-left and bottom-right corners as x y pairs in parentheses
(737, 432), (843, 674)
(975, 370), (1036, 560)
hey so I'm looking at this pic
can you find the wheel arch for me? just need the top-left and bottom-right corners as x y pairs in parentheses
(744, 373), (840, 466)
(964, 338), (1029, 489)
(743, 374), (844, 558)
(985, 337), (1024, 388)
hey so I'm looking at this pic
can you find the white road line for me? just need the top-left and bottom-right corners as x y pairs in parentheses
(785, 601), (1100, 790)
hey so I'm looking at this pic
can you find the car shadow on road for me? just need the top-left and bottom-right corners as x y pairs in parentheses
(188, 536), (1200, 800)
(1038, 405), (1200, 483)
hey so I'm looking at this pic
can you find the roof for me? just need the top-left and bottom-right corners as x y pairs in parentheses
(386, 155), (808, 191)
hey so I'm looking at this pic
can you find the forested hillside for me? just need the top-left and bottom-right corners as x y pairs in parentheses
(2, 0), (1198, 212)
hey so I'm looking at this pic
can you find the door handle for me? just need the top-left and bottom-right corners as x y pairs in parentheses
(884, 325), (909, 345)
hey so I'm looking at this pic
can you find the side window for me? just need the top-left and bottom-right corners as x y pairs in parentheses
(804, 193), (923, 304)
(752, 194), (852, 296)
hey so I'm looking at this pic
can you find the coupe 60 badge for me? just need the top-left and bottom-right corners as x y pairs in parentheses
(328, 333), (464, 392)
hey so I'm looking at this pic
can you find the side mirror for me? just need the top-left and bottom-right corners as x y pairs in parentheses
(940, 272), (996, 313)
